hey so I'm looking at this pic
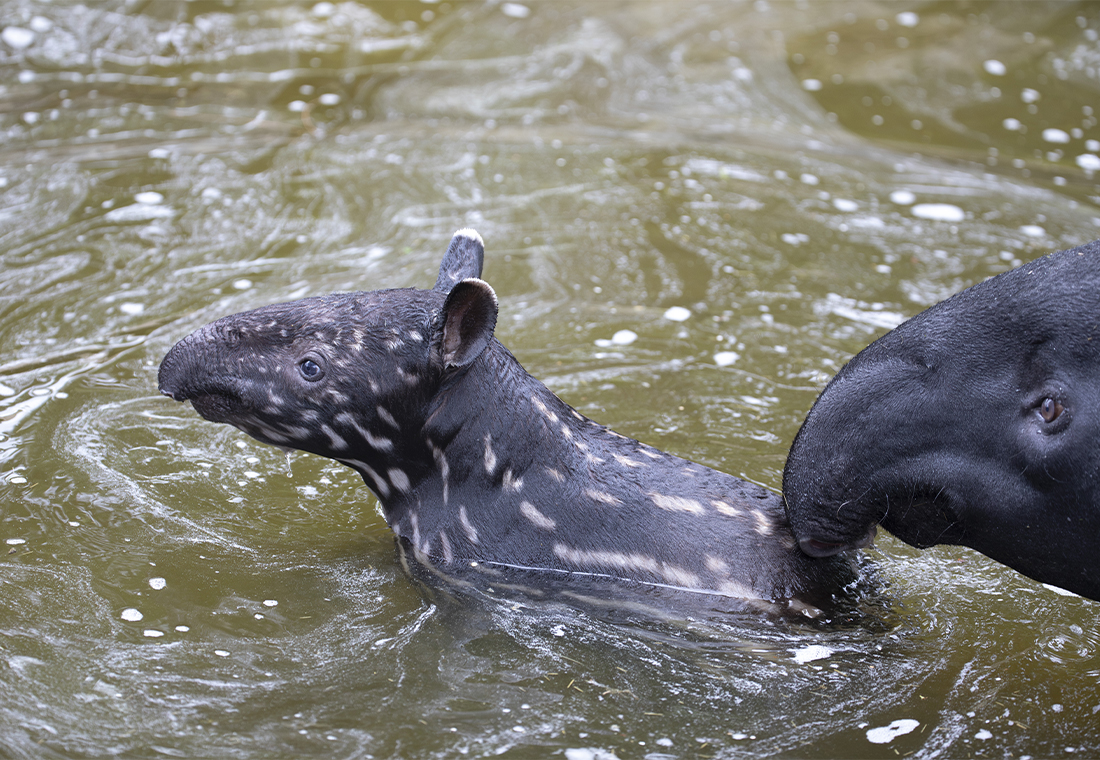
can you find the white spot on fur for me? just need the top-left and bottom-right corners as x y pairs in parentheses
(458, 506), (479, 544)
(717, 579), (763, 600)
(340, 458), (391, 498)
(613, 453), (644, 468)
(321, 424), (348, 451)
(649, 493), (705, 514)
(638, 448), (662, 460)
(503, 469), (523, 492)
(710, 499), (741, 516)
(254, 423), (292, 444)
(544, 467), (564, 482)
(585, 488), (620, 506)
(532, 396), (558, 424)
(552, 545), (701, 588)
(336, 412), (394, 452)
(376, 406), (400, 429)
(520, 501), (556, 530)
(705, 555), (730, 574)
(429, 439), (450, 504)
(483, 433), (497, 474)
(753, 510), (773, 536)
(439, 530), (453, 563)
(396, 366), (418, 385)
(388, 468), (411, 493)
(560, 425), (573, 440)
(408, 330), (423, 343)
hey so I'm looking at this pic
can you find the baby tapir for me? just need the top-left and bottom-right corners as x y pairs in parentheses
(159, 229), (855, 616)
(784, 241), (1100, 601)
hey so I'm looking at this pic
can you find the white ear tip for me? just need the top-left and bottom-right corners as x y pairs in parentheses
(453, 228), (484, 246)
(458, 277), (498, 306)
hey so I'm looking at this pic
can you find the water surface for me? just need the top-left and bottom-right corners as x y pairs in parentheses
(2, 2), (1099, 758)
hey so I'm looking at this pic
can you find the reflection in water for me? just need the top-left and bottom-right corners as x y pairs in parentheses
(0, 2), (1098, 758)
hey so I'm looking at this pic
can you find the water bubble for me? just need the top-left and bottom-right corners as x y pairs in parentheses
(889, 189), (916, 205)
(120, 608), (143, 622)
(895, 11), (919, 27)
(983, 60), (1007, 76)
(663, 306), (691, 322)
(1003, 118), (1022, 132)
(149, 577), (166, 590)
(801, 79), (823, 92)
(144, 630), (164, 638)
(609, 330), (637, 346)
(1021, 88), (1041, 104)
(135, 191), (164, 205)
(1042, 128), (1071, 144)
(911, 203), (965, 222)
(501, 3), (531, 18)
(714, 351), (739, 367)
(1, 27), (35, 50)
(1020, 225), (1046, 237)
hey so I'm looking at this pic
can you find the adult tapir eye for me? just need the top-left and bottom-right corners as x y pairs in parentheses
(1039, 397), (1064, 423)
(298, 357), (324, 381)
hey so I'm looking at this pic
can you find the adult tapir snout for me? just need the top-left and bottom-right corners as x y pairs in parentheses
(783, 240), (1100, 601)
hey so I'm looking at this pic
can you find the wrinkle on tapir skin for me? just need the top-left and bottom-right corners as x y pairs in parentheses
(783, 240), (1100, 601)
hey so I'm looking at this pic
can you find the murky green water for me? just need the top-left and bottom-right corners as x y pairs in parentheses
(2, 1), (1099, 757)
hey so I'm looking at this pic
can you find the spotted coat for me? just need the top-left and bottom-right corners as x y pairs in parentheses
(159, 230), (854, 614)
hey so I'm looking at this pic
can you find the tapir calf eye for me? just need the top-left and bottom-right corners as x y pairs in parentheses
(1039, 397), (1064, 423)
(299, 358), (324, 381)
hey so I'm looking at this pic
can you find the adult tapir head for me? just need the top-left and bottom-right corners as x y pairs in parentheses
(783, 241), (1100, 601)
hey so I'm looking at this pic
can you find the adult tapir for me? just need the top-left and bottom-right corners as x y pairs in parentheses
(783, 240), (1100, 601)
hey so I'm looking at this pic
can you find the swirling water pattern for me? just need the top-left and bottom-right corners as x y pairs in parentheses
(1, 2), (1098, 757)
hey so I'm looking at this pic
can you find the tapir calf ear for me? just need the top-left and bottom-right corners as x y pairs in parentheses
(434, 228), (485, 293)
(441, 278), (498, 369)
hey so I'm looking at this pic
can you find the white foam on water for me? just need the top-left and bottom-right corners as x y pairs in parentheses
(866, 719), (919, 744)
(911, 203), (965, 222)
(792, 645), (833, 664)
(983, 59), (1006, 76)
